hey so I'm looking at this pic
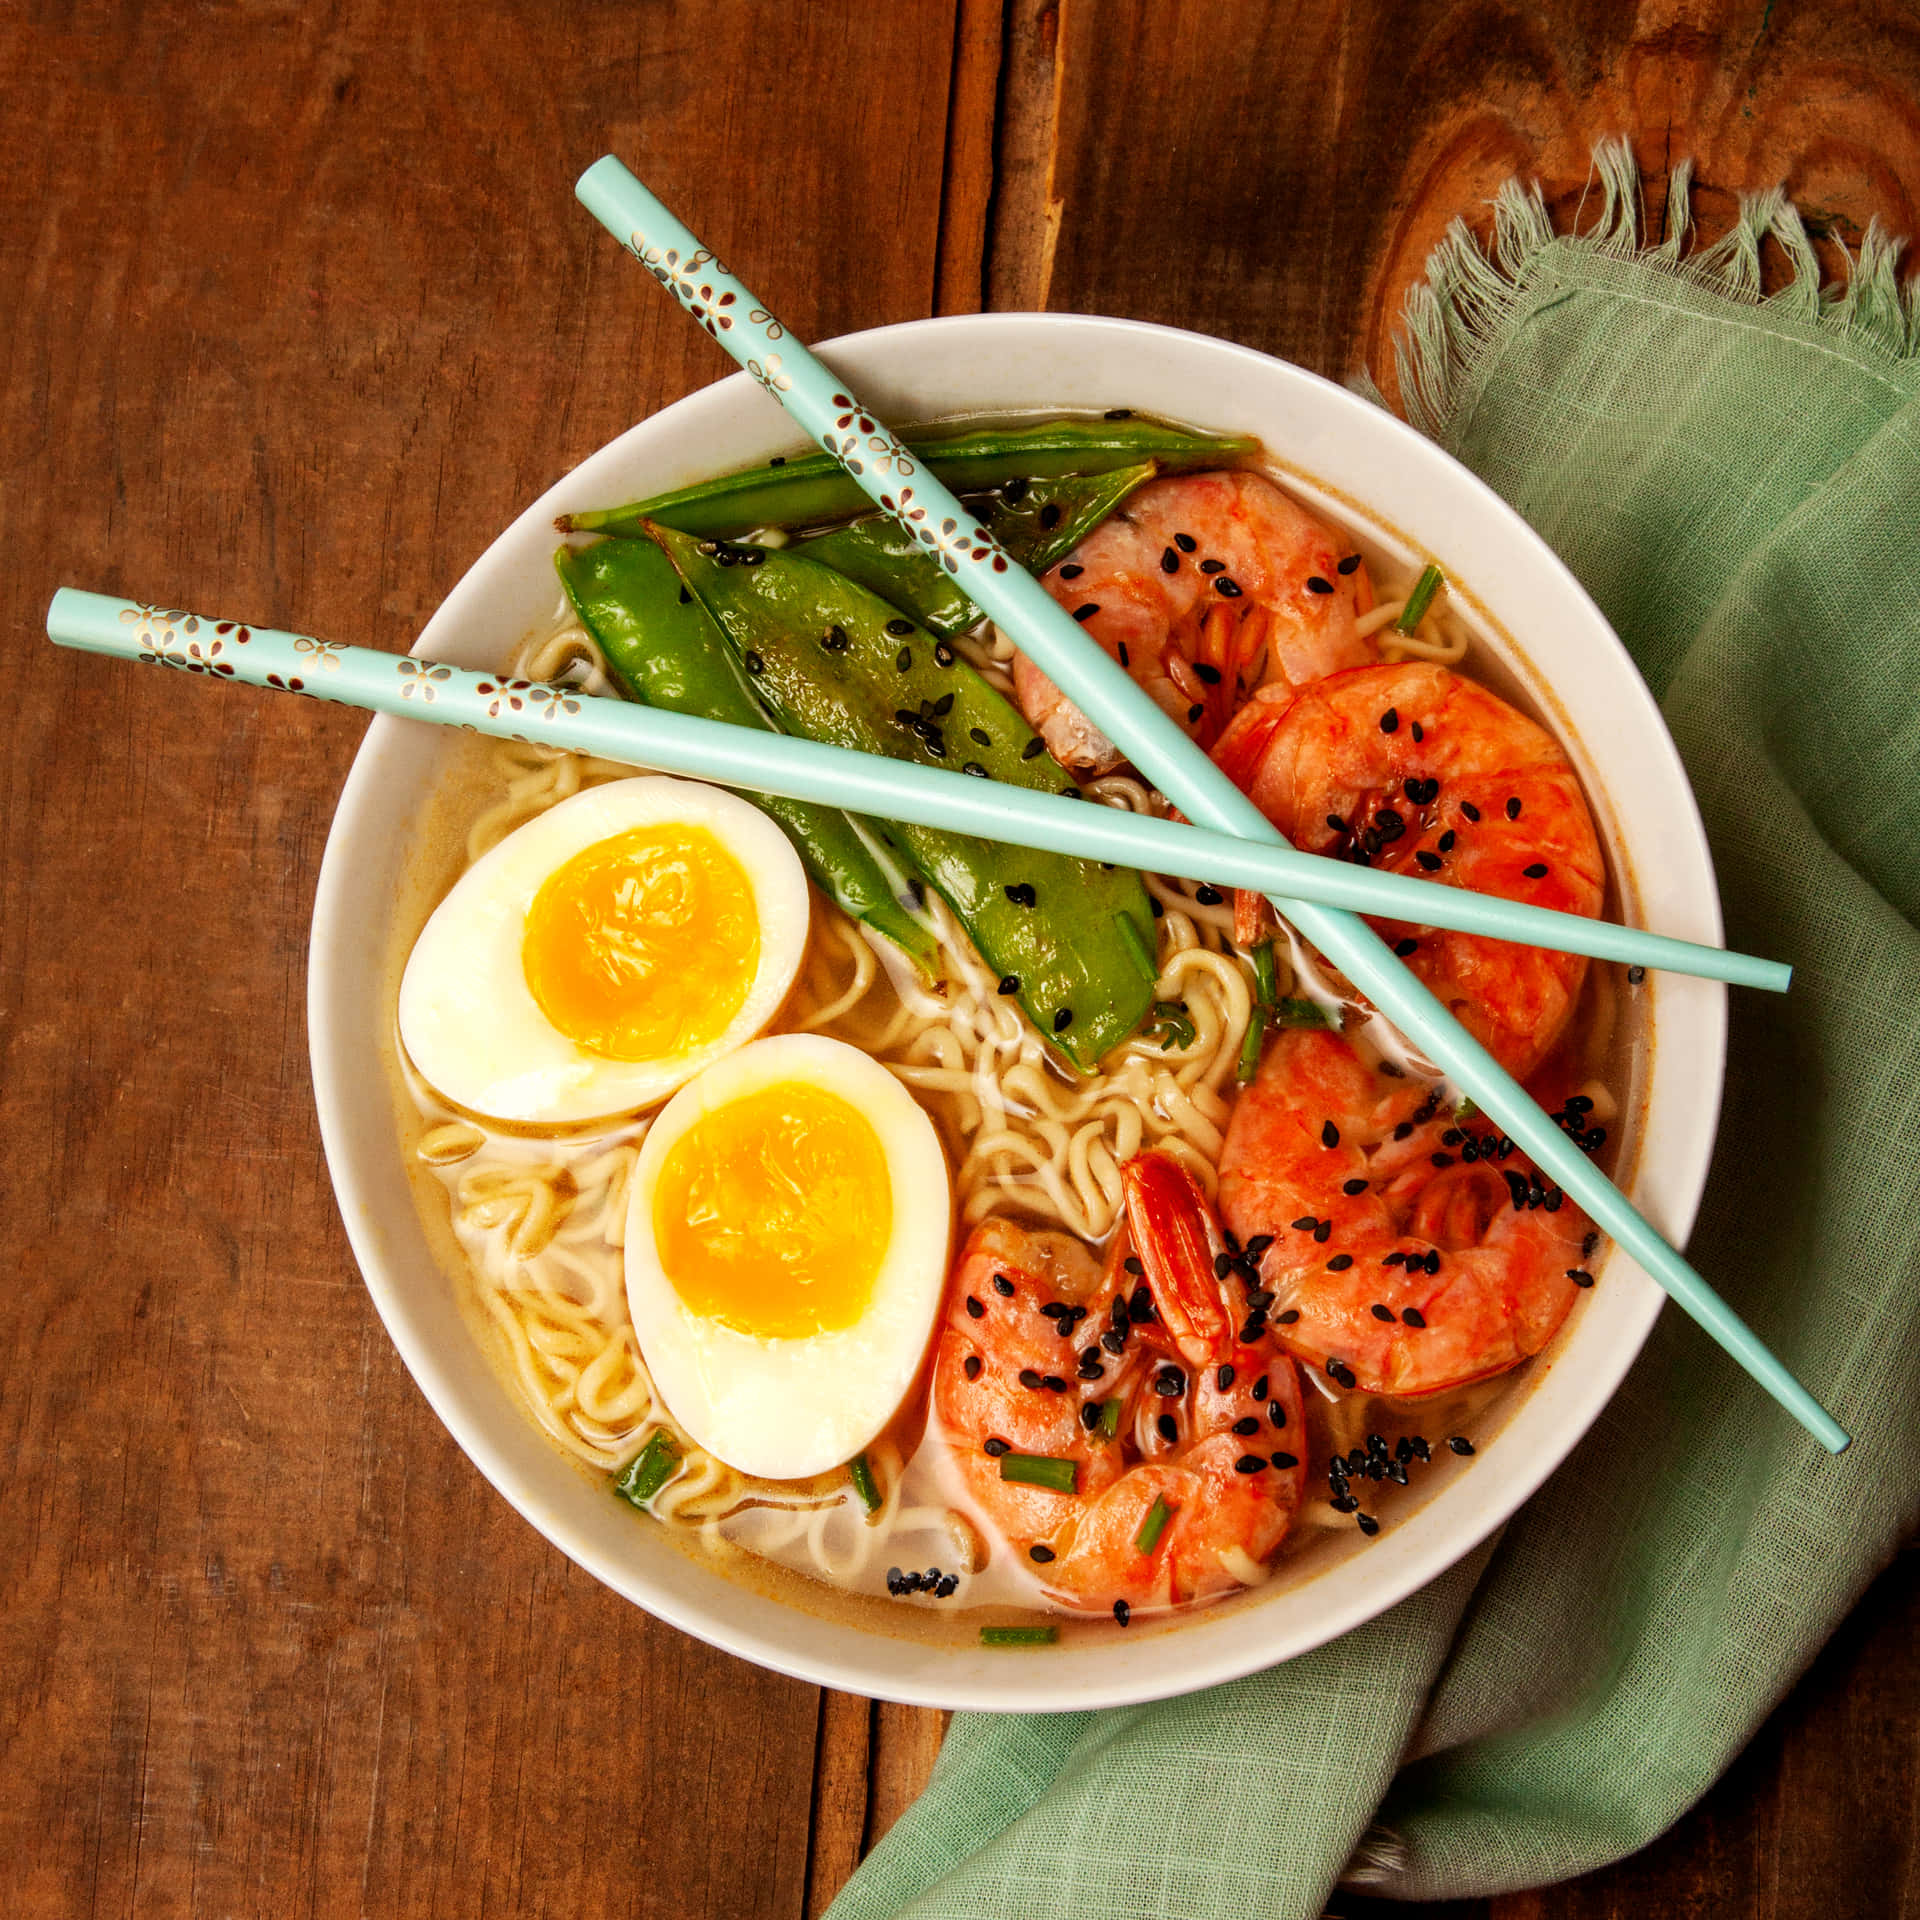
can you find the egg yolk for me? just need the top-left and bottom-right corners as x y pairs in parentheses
(653, 1082), (891, 1339)
(521, 825), (759, 1062)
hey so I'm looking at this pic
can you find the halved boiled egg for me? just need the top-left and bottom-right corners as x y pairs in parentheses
(398, 777), (809, 1126)
(625, 1033), (952, 1480)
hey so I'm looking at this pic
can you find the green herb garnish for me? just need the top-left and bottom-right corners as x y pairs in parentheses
(1454, 1095), (1480, 1122)
(998, 1452), (1080, 1494)
(1149, 999), (1197, 1051)
(1134, 1494), (1174, 1555)
(1096, 1398), (1123, 1442)
(1249, 939), (1279, 1008)
(1236, 1004), (1269, 1084)
(849, 1452), (882, 1513)
(981, 1625), (1059, 1647)
(1396, 563), (1445, 634)
(1274, 997), (1336, 1031)
(613, 1430), (679, 1509)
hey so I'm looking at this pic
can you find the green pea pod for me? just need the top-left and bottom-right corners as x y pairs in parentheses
(565, 417), (1251, 540)
(645, 522), (1160, 1071)
(554, 538), (937, 971)
(789, 462), (1159, 637)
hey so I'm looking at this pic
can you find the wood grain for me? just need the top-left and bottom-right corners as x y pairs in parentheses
(7, 0), (1920, 1914)
(0, 2), (954, 1914)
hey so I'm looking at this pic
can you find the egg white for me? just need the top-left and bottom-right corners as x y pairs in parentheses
(625, 1033), (953, 1480)
(398, 776), (810, 1126)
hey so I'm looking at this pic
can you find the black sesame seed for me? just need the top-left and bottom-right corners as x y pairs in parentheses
(984, 1437), (1010, 1457)
(1337, 553), (1362, 574)
(1306, 576), (1334, 595)
(1100, 1329), (1126, 1355)
(1053, 1007), (1074, 1033)
(1328, 1254), (1355, 1272)
(1129, 1286), (1155, 1323)
(1321, 1122), (1340, 1149)
(1113, 1599), (1131, 1625)
(1216, 1364), (1236, 1391)
(1246, 1235), (1274, 1257)
(997, 974), (1021, 995)
(992, 1272), (1016, 1297)
(1380, 708), (1399, 734)
(1161, 547), (1180, 573)
(1331, 1494), (1360, 1514)
(823, 624), (850, 651)
(1118, 642), (1131, 667)
(1005, 882), (1038, 906)
(1371, 1303), (1395, 1322)
(1195, 884), (1224, 906)
(1566, 1268), (1595, 1288)
(1175, 532), (1197, 552)
(1019, 1367), (1043, 1389)
(1040, 1301), (1068, 1320)
(936, 1574), (958, 1597)
(1187, 703), (1205, 723)
(1328, 1359), (1358, 1389)
(1313, 1221), (1332, 1244)
(1235, 1454), (1266, 1475)
(1021, 737), (1046, 761)
(1199, 558), (1226, 575)
(963, 760), (988, 778)
(1192, 661), (1223, 685)
(1438, 829), (1456, 851)
(1104, 407), (1133, 419)
(742, 648), (765, 675)
(1043, 1375), (1068, 1393)
(1327, 812), (1348, 834)
(886, 617), (915, 638)
(1394, 938), (1419, 958)
(1029, 1544), (1056, 1563)
(1271, 1451), (1298, 1469)
(1072, 603), (1099, 622)
(1416, 851), (1442, 872)
(1523, 862), (1549, 879)
(965, 1295), (985, 1319)
(1251, 1375), (1269, 1401)
(1448, 1435), (1475, 1456)
(964, 1353), (982, 1379)
(932, 692), (954, 716)
(1123, 1256), (1145, 1277)
(1267, 1401), (1287, 1429)
(1213, 1253), (1233, 1280)
(1402, 1307), (1427, 1328)
(934, 642), (956, 666)
(1628, 965), (1646, 985)
(1356, 1513), (1380, 1536)
(1431, 1151), (1455, 1168)
(1461, 801), (1482, 822)
(1276, 1308), (1300, 1324)
(1154, 1369), (1186, 1398)
(1156, 1413), (1178, 1442)
(1080, 1401), (1102, 1430)
(1059, 563), (1084, 580)
(1234, 1415), (1260, 1436)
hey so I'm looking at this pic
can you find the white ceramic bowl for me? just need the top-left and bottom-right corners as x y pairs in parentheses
(310, 313), (1725, 1711)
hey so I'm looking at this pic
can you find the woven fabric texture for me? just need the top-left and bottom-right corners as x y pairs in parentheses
(830, 147), (1920, 1917)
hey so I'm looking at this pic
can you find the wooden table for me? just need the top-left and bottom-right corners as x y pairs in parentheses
(7, 3), (1915, 1914)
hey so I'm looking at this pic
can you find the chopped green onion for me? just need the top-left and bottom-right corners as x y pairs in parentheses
(1396, 563), (1445, 633)
(1096, 1398), (1123, 1441)
(849, 1452), (882, 1513)
(998, 1452), (1080, 1494)
(1249, 939), (1279, 1008)
(1149, 999), (1197, 1051)
(1274, 996), (1335, 1031)
(613, 1430), (679, 1508)
(1236, 1003), (1269, 1084)
(1116, 910), (1160, 986)
(980, 1625), (1059, 1647)
(1134, 1494), (1174, 1554)
(1454, 1095), (1480, 1122)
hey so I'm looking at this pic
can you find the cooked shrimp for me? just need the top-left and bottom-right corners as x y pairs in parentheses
(1013, 471), (1379, 776)
(1218, 1028), (1593, 1398)
(1213, 660), (1605, 1080)
(933, 1153), (1306, 1613)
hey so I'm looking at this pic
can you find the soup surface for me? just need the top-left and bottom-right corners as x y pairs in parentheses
(388, 429), (1646, 1644)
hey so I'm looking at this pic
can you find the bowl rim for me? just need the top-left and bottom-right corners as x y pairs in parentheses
(309, 309), (1726, 1711)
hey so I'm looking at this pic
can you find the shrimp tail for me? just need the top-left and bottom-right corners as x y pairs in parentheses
(1122, 1152), (1232, 1369)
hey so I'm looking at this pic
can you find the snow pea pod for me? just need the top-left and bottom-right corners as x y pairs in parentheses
(554, 538), (937, 970)
(646, 523), (1160, 1070)
(789, 462), (1158, 637)
(565, 417), (1250, 540)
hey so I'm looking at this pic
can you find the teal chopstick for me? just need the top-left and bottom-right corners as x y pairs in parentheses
(45, 588), (1786, 990)
(577, 155), (1847, 1454)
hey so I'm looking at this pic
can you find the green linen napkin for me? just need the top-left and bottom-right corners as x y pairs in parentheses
(829, 144), (1920, 1917)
